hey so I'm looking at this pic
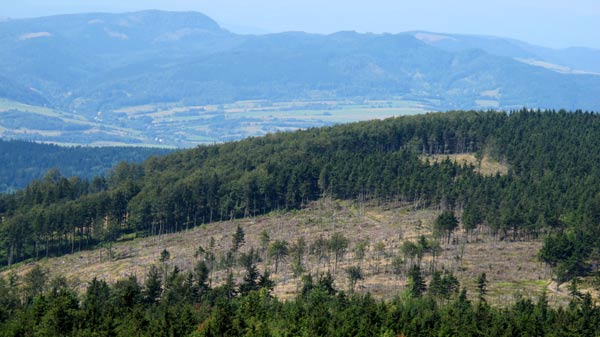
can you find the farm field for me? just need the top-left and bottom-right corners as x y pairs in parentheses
(0, 98), (429, 147)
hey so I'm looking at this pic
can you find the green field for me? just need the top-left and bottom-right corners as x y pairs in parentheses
(1, 98), (430, 147)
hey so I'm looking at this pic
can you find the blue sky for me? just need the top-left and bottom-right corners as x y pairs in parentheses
(2, 0), (599, 49)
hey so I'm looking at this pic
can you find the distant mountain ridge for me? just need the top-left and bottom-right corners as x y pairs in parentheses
(0, 10), (599, 146)
(411, 31), (600, 74)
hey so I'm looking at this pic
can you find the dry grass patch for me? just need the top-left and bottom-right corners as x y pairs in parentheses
(422, 153), (509, 176)
(1, 199), (579, 306)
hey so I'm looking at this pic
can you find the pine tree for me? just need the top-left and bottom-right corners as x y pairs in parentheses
(345, 266), (363, 293)
(268, 240), (289, 273)
(239, 263), (260, 296)
(143, 265), (162, 305)
(257, 269), (275, 293)
(477, 272), (487, 303)
(434, 211), (459, 244)
(231, 225), (245, 253)
(408, 265), (426, 297)
(329, 233), (349, 273)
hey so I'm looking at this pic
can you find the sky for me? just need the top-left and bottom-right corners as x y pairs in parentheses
(1, 0), (599, 49)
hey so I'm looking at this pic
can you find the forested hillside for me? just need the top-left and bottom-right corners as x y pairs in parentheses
(0, 139), (172, 193)
(1, 109), (599, 286)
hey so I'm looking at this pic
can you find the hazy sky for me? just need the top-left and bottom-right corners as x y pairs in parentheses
(2, 0), (599, 49)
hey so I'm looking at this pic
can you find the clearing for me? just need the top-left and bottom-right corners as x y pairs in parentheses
(1, 199), (578, 306)
(422, 153), (509, 176)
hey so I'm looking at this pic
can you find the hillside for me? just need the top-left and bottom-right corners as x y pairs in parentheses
(1, 110), (600, 336)
(1, 11), (600, 145)
(0, 139), (172, 193)
(1, 110), (599, 288)
(4, 197), (573, 306)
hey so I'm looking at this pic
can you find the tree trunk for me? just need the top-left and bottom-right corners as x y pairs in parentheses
(8, 243), (14, 267)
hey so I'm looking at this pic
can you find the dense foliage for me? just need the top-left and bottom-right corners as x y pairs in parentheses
(0, 264), (598, 337)
(1, 110), (600, 285)
(0, 139), (171, 193)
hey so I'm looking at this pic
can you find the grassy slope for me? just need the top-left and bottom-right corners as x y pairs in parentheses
(422, 153), (509, 176)
(2, 198), (577, 307)
(0, 99), (150, 145)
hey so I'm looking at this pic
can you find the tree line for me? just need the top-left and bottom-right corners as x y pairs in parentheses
(0, 259), (598, 336)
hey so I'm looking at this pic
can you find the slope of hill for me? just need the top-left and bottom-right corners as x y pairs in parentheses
(412, 31), (600, 74)
(1, 110), (599, 293)
(2, 111), (600, 336)
(1, 11), (600, 145)
(3, 198), (569, 306)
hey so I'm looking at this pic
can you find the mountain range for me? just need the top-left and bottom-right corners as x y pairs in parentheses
(1, 10), (599, 146)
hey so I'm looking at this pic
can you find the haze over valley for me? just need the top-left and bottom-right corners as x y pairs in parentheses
(1, 10), (600, 146)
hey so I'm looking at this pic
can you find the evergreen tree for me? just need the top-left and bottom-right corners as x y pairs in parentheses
(143, 265), (162, 305)
(257, 269), (275, 293)
(239, 263), (260, 296)
(231, 225), (245, 253)
(290, 236), (307, 277)
(329, 233), (349, 273)
(407, 265), (426, 297)
(22, 265), (48, 303)
(477, 272), (488, 303)
(268, 240), (289, 273)
(345, 266), (363, 293)
(434, 211), (459, 244)
(82, 278), (111, 331)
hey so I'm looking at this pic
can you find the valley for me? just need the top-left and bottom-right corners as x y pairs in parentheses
(2, 11), (600, 147)
(0, 98), (427, 146)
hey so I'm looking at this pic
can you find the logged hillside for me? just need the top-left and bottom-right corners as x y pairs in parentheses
(1, 230), (598, 337)
(1, 110), (600, 288)
(0, 139), (172, 193)
(4, 197), (566, 305)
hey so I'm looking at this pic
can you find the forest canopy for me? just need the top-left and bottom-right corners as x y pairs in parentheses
(0, 262), (599, 337)
(0, 139), (171, 193)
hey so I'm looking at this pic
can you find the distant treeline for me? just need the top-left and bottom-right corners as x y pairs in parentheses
(0, 139), (171, 193)
(1, 110), (599, 284)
